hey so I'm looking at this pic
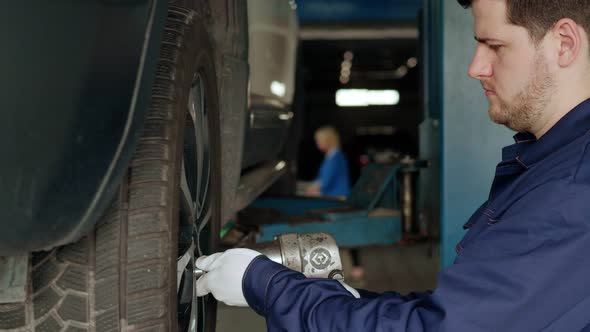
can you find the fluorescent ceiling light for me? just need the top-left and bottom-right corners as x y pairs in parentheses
(278, 112), (294, 121)
(275, 160), (286, 171)
(394, 66), (409, 79)
(335, 89), (400, 107)
(271, 81), (286, 97)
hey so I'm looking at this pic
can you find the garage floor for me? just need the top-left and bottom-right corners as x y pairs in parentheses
(216, 242), (440, 331)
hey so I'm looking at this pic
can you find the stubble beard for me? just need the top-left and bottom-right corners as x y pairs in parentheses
(488, 53), (556, 133)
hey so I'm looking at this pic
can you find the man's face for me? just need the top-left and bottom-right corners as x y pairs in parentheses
(468, 0), (556, 133)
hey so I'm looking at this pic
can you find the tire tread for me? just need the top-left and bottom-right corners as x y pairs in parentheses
(0, 6), (205, 331)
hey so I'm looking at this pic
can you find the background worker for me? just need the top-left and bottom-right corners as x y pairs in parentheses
(304, 126), (365, 279)
(197, 0), (590, 330)
(305, 126), (350, 198)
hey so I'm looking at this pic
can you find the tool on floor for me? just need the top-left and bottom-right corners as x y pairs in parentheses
(195, 232), (344, 280)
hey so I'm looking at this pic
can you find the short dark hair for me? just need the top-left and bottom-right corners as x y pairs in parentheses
(457, 0), (590, 44)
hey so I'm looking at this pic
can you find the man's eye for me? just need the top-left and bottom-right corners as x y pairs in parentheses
(489, 44), (503, 51)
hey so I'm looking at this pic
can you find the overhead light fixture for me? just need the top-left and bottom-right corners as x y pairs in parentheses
(407, 57), (418, 68)
(278, 112), (294, 121)
(335, 89), (400, 107)
(275, 160), (287, 171)
(340, 53), (354, 85)
(393, 66), (409, 79)
(270, 81), (286, 97)
(343, 51), (354, 61)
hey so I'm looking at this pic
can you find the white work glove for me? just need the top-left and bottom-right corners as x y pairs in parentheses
(195, 248), (262, 306)
(339, 280), (361, 298)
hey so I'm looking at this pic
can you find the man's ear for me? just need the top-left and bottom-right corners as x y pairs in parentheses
(553, 18), (582, 68)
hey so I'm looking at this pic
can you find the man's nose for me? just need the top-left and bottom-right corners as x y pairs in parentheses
(468, 46), (492, 79)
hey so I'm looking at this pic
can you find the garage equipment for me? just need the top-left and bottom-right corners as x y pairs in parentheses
(399, 156), (427, 234)
(241, 162), (426, 248)
(196, 232), (345, 280)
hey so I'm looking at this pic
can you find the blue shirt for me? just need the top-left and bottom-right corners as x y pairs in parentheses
(316, 149), (350, 197)
(242, 98), (590, 331)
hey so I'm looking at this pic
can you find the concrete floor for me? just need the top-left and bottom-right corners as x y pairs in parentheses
(216, 242), (440, 331)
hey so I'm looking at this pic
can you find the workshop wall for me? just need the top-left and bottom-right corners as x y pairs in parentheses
(439, 1), (512, 267)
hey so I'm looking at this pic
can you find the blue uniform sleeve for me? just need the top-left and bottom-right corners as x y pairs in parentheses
(243, 183), (590, 331)
(243, 256), (440, 331)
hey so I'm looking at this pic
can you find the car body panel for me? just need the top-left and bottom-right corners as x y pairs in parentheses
(247, 0), (298, 107)
(0, 0), (167, 254)
(0, 0), (299, 253)
(241, 0), (299, 169)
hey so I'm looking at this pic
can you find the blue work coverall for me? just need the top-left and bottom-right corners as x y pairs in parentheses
(316, 149), (350, 197)
(242, 99), (590, 331)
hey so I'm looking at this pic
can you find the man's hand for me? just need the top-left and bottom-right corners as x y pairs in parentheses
(195, 248), (262, 306)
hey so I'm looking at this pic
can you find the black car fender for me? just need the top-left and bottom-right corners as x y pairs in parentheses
(0, 0), (168, 254)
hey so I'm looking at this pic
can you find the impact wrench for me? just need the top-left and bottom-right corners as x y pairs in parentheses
(194, 232), (345, 280)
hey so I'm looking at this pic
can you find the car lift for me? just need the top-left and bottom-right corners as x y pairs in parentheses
(235, 160), (428, 248)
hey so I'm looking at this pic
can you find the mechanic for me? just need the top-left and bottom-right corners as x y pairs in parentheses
(305, 126), (351, 198)
(196, 0), (590, 330)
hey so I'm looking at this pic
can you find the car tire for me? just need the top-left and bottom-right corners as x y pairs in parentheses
(0, 5), (221, 332)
